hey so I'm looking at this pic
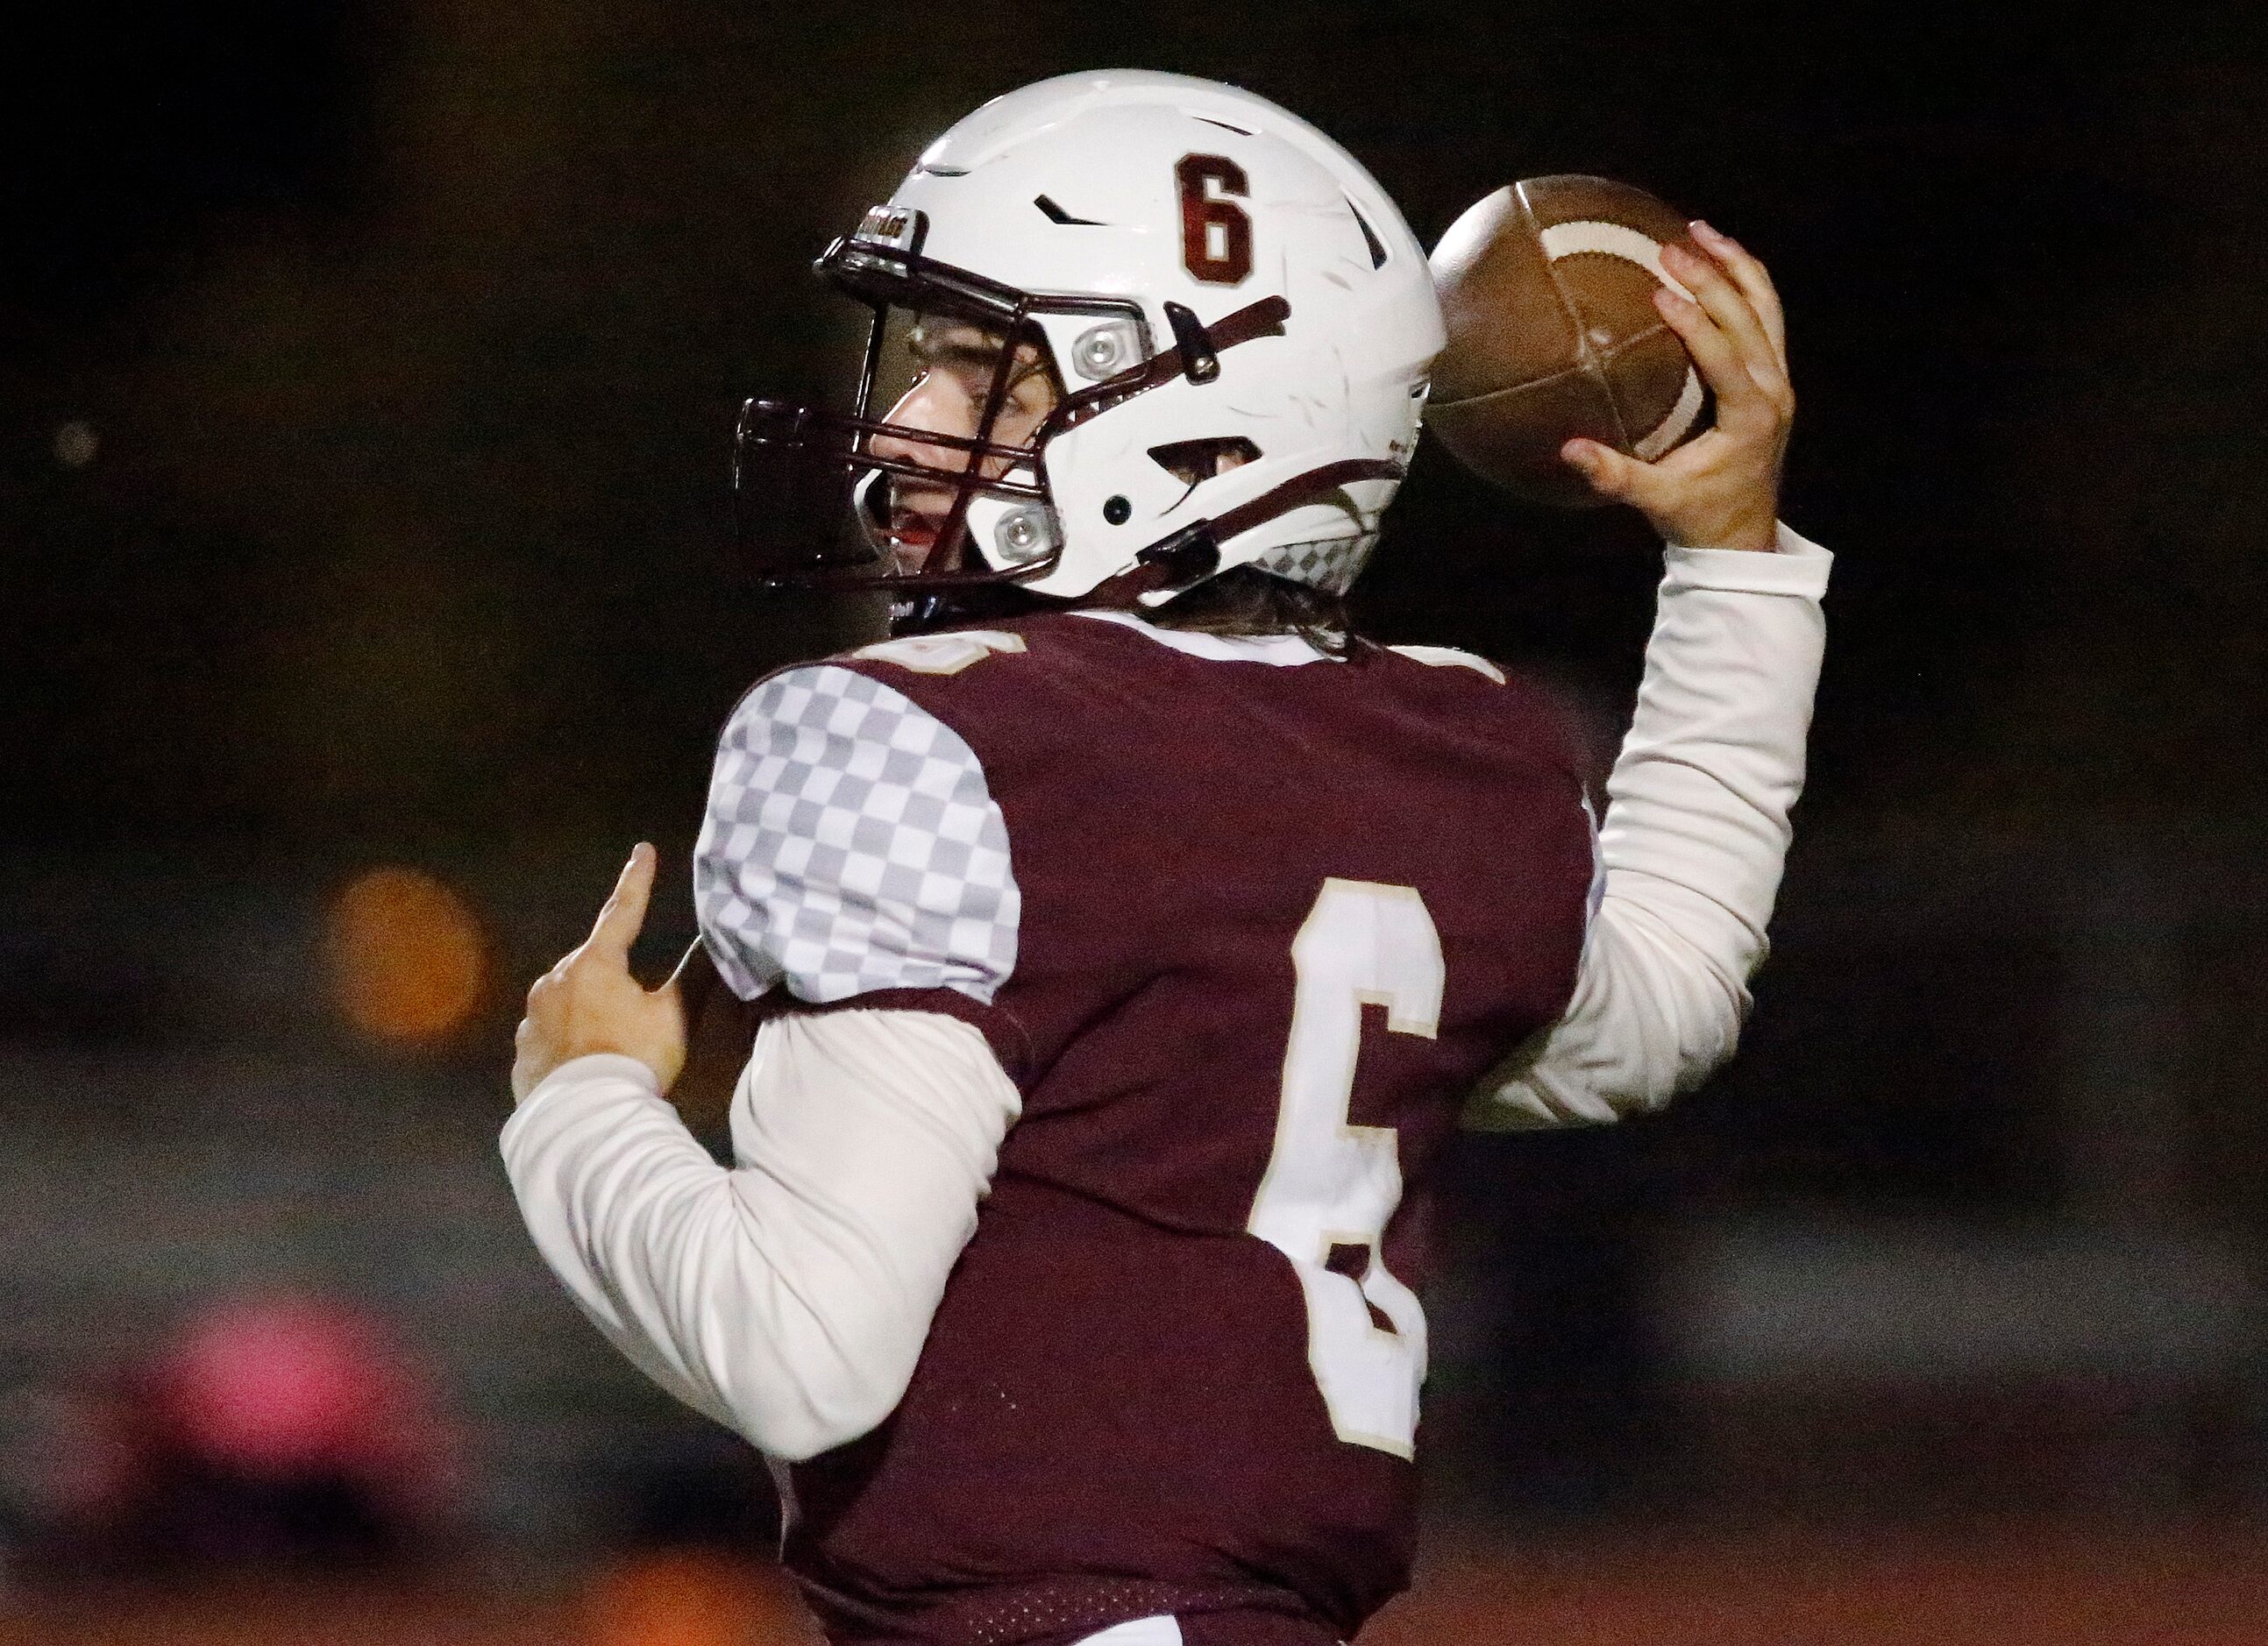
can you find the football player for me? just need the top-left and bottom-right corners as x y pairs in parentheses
(505, 70), (1823, 1646)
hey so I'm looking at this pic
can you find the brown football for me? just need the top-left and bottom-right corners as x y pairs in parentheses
(1425, 175), (1711, 507)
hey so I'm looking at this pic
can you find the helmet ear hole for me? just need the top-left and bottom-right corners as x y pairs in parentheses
(1148, 436), (1262, 487)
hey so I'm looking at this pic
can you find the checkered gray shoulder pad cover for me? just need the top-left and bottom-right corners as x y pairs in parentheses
(693, 664), (1020, 1006)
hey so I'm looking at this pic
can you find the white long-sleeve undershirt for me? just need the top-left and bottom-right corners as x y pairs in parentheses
(1465, 522), (1831, 1125)
(501, 1011), (1020, 1460)
(501, 524), (1830, 1456)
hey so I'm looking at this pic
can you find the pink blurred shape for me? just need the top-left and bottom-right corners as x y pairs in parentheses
(149, 1292), (460, 1515)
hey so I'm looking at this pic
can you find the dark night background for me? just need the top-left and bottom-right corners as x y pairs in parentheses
(5, 1), (2268, 1637)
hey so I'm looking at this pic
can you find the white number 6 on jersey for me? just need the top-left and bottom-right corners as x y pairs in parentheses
(1248, 878), (1442, 1458)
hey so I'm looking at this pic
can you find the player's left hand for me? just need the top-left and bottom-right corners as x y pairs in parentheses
(511, 843), (689, 1103)
(1560, 221), (1793, 554)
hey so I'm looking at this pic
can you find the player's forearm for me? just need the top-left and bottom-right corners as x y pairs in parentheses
(1468, 525), (1829, 1125)
(502, 1055), (856, 1451)
(501, 1013), (1020, 1459)
(1598, 525), (1831, 943)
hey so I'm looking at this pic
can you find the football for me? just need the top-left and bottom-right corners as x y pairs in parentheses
(1425, 175), (1712, 507)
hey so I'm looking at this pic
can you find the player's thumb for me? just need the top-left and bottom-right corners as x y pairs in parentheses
(1561, 439), (1646, 506)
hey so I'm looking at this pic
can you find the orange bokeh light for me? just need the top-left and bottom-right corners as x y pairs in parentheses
(580, 1549), (814, 1646)
(327, 866), (488, 1046)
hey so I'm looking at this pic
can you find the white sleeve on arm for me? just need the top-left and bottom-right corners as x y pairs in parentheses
(1468, 521), (1832, 1128)
(499, 1007), (1020, 1460)
(502, 662), (1027, 1458)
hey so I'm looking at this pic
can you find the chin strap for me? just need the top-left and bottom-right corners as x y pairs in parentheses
(1084, 456), (1408, 608)
(1055, 294), (1402, 606)
(1044, 294), (1292, 436)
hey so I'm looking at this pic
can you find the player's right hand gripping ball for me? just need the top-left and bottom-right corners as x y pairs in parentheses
(1425, 176), (1712, 507)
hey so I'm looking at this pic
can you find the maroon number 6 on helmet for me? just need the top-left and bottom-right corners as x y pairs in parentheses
(1177, 154), (1254, 285)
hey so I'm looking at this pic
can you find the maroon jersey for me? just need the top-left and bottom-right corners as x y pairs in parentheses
(693, 611), (1594, 1645)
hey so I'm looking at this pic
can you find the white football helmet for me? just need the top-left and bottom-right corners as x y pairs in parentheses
(736, 69), (1446, 611)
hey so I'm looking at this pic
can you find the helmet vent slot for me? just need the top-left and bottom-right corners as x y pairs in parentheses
(1034, 194), (1108, 226)
(1346, 199), (1389, 269)
(1192, 116), (1255, 136)
(1149, 436), (1262, 495)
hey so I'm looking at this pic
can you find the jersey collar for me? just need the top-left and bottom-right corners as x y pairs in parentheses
(1069, 608), (1337, 667)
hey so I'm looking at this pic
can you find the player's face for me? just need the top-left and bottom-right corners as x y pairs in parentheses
(866, 321), (1058, 576)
